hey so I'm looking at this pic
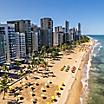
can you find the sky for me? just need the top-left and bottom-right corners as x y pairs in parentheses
(0, 0), (104, 34)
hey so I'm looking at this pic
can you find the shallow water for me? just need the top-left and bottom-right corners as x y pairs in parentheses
(87, 35), (104, 104)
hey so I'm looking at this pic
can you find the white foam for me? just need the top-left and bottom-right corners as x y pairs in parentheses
(100, 45), (103, 48)
(93, 53), (96, 57)
(80, 42), (95, 104)
(80, 97), (83, 104)
(97, 44), (102, 51)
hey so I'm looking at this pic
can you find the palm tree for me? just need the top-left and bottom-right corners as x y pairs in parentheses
(51, 51), (56, 59)
(31, 58), (35, 68)
(0, 74), (9, 100)
(2, 65), (9, 73)
(40, 46), (46, 58)
(15, 60), (21, 67)
(80, 35), (90, 43)
(50, 47), (60, 60)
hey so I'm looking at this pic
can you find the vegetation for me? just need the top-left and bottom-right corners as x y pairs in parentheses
(1, 65), (9, 72)
(31, 35), (90, 68)
(0, 35), (90, 101)
(0, 74), (9, 99)
(15, 60), (21, 67)
(80, 35), (90, 43)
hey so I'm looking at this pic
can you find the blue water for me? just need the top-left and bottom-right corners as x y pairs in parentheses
(87, 35), (104, 104)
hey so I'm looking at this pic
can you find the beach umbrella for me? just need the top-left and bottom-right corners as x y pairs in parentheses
(30, 91), (33, 94)
(16, 90), (19, 93)
(31, 87), (35, 91)
(46, 102), (51, 104)
(35, 82), (39, 86)
(21, 82), (25, 86)
(52, 74), (56, 77)
(9, 86), (13, 90)
(32, 93), (35, 97)
(33, 100), (37, 104)
(56, 92), (61, 97)
(20, 96), (24, 100)
(58, 86), (64, 90)
(41, 94), (47, 99)
(25, 76), (28, 80)
(51, 96), (55, 100)
(51, 96), (57, 102)
(17, 95), (24, 100)
(53, 99), (57, 102)
(18, 95), (22, 98)
(25, 85), (28, 88)
(20, 81), (23, 84)
(41, 87), (46, 92)
(45, 83), (49, 88)
(62, 81), (65, 86)
(31, 98), (34, 101)
(36, 83), (39, 86)
(58, 86), (61, 90)
(55, 90), (61, 97)
(47, 80), (52, 84)
(17, 94), (24, 100)
(31, 98), (37, 104)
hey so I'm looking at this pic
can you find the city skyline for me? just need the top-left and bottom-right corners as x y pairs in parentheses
(0, 0), (104, 34)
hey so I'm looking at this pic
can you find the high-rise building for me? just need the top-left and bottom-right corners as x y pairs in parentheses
(69, 29), (74, 42)
(0, 24), (17, 63)
(72, 27), (76, 41)
(16, 32), (26, 59)
(65, 20), (69, 33)
(7, 20), (32, 58)
(78, 23), (81, 39)
(53, 26), (64, 46)
(64, 20), (71, 43)
(40, 18), (53, 48)
(78, 23), (81, 32)
(31, 24), (39, 54)
(0, 27), (6, 65)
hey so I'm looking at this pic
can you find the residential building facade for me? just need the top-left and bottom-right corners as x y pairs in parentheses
(16, 32), (26, 59)
(7, 20), (32, 58)
(0, 24), (17, 63)
(53, 26), (64, 46)
(40, 18), (53, 48)
(31, 24), (39, 54)
(0, 27), (6, 64)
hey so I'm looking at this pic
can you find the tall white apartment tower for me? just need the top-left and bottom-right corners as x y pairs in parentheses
(16, 32), (26, 59)
(0, 24), (17, 63)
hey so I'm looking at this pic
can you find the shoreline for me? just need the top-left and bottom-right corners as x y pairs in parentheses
(0, 41), (94, 104)
(65, 41), (94, 104)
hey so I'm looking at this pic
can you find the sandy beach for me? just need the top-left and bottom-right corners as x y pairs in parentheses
(0, 41), (93, 104)
(65, 41), (94, 104)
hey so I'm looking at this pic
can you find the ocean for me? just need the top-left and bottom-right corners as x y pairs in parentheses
(82, 35), (104, 104)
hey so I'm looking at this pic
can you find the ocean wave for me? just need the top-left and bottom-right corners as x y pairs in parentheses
(97, 45), (103, 51)
(100, 45), (103, 48)
(80, 42), (95, 104)
(94, 42), (100, 48)
(92, 53), (96, 57)
(80, 56), (92, 104)
(91, 40), (102, 58)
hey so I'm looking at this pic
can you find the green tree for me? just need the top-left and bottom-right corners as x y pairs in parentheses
(0, 74), (9, 100)
(15, 61), (21, 67)
(2, 65), (9, 72)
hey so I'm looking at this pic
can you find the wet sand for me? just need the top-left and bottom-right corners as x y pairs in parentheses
(65, 41), (94, 104)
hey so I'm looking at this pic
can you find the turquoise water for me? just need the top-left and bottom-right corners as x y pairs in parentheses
(87, 35), (104, 104)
